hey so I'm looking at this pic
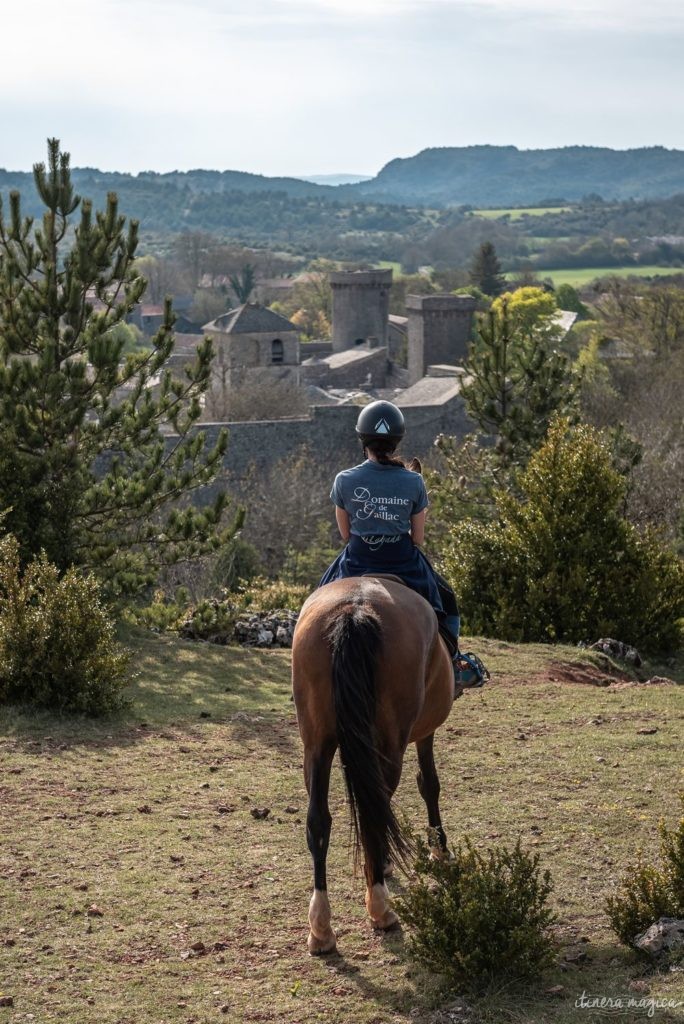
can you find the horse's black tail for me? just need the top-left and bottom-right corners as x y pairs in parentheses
(327, 601), (410, 876)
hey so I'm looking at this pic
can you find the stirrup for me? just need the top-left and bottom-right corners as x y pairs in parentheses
(453, 651), (489, 689)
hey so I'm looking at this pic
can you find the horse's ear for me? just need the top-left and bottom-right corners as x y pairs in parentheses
(407, 457), (422, 475)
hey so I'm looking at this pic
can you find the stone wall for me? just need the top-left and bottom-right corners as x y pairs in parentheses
(191, 389), (472, 502)
(300, 346), (389, 388)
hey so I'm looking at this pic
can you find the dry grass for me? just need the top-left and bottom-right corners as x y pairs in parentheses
(1, 630), (683, 1024)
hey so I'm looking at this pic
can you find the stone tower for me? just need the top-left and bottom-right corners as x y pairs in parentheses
(329, 269), (392, 353)
(406, 294), (477, 385)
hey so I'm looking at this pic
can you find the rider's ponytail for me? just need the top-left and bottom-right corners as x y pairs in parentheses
(362, 438), (407, 469)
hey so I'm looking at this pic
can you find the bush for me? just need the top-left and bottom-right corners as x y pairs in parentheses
(607, 795), (684, 949)
(395, 835), (556, 995)
(0, 536), (130, 714)
(238, 577), (310, 612)
(211, 537), (261, 591)
(445, 419), (684, 652)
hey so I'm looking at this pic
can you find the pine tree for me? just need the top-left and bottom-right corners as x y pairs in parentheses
(461, 297), (578, 467)
(469, 241), (505, 297)
(0, 139), (239, 597)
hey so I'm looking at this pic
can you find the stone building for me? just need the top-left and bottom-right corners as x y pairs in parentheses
(329, 269), (392, 352)
(406, 294), (477, 384)
(202, 303), (299, 416)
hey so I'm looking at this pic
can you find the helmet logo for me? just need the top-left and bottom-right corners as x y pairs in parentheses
(375, 418), (391, 434)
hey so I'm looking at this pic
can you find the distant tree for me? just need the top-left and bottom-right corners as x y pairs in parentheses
(461, 297), (578, 466)
(173, 231), (215, 289)
(229, 263), (256, 305)
(554, 283), (590, 319)
(469, 241), (505, 296)
(388, 273), (436, 316)
(492, 286), (562, 346)
(134, 254), (192, 303)
(0, 139), (238, 597)
(190, 287), (230, 327)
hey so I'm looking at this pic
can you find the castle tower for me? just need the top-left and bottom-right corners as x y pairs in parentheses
(329, 269), (392, 353)
(406, 294), (477, 385)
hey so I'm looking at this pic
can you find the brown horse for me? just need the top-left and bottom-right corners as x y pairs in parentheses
(291, 574), (455, 955)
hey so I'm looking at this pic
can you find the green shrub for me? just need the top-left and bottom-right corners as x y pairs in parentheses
(0, 535), (130, 714)
(607, 795), (684, 949)
(178, 596), (239, 642)
(129, 587), (189, 633)
(211, 537), (261, 591)
(445, 418), (684, 652)
(238, 577), (310, 612)
(396, 835), (556, 994)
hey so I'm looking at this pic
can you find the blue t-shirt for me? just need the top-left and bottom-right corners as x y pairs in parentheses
(330, 460), (429, 538)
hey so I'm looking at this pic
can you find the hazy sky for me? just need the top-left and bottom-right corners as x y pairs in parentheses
(2, 0), (683, 176)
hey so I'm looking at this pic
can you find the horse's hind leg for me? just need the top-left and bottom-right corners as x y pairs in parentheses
(366, 753), (402, 930)
(416, 734), (449, 857)
(304, 742), (337, 955)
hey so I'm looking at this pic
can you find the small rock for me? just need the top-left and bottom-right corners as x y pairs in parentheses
(284, 806), (299, 814)
(590, 637), (642, 667)
(137, 805), (152, 814)
(545, 985), (564, 996)
(629, 979), (650, 992)
(637, 727), (658, 735)
(0, 996), (14, 1007)
(634, 918), (684, 957)
(256, 628), (274, 647)
(250, 807), (270, 820)
(86, 905), (104, 917)
(189, 940), (206, 953)
(641, 676), (675, 685)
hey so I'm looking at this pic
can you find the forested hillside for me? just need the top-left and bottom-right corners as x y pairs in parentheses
(351, 145), (684, 205)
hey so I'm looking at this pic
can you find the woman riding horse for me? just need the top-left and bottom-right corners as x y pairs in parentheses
(291, 401), (484, 953)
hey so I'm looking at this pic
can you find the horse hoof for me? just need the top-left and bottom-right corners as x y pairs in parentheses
(429, 847), (452, 863)
(307, 930), (337, 956)
(383, 859), (394, 879)
(371, 908), (400, 931)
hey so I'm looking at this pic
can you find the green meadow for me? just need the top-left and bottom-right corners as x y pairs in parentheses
(513, 265), (683, 287)
(1, 630), (683, 1023)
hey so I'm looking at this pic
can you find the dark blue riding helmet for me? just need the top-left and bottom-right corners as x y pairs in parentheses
(355, 400), (405, 445)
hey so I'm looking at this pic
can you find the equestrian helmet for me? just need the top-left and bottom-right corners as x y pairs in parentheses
(355, 400), (405, 444)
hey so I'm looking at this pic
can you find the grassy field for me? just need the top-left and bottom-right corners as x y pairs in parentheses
(472, 208), (572, 221)
(1, 631), (683, 1024)
(506, 265), (683, 288)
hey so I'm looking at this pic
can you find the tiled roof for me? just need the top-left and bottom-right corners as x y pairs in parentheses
(205, 303), (297, 335)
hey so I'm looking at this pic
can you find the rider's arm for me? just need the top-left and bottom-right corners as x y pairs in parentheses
(335, 507), (351, 543)
(410, 509), (427, 546)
